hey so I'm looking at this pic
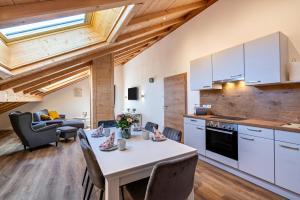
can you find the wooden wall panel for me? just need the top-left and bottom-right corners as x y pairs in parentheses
(200, 82), (300, 123)
(90, 54), (114, 128)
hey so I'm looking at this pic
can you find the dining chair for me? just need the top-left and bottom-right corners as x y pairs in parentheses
(97, 120), (117, 128)
(162, 127), (182, 143)
(144, 122), (159, 133)
(122, 153), (198, 200)
(80, 139), (105, 200)
(78, 128), (89, 187)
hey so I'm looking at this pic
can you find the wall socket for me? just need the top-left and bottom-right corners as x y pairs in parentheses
(202, 104), (212, 109)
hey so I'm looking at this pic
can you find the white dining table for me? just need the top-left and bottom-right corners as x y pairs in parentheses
(85, 128), (197, 200)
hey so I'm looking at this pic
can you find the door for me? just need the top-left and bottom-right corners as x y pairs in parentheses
(184, 121), (206, 155)
(164, 73), (187, 142)
(238, 134), (275, 183)
(212, 44), (244, 82)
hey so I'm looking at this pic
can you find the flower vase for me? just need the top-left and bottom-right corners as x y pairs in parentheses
(122, 128), (131, 139)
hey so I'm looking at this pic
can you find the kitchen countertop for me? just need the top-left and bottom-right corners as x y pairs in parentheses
(184, 114), (300, 133)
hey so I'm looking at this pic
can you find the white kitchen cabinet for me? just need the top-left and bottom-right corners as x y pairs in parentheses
(275, 130), (300, 194)
(212, 44), (244, 82)
(244, 32), (288, 85)
(238, 133), (274, 183)
(190, 55), (221, 90)
(184, 118), (206, 155)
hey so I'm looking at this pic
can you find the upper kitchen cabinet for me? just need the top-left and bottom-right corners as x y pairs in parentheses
(190, 55), (222, 90)
(244, 32), (288, 85)
(212, 44), (245, 82)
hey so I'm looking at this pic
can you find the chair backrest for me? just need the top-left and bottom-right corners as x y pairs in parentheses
(78, 128), (89, 145)
(98, 120), (117, 128)
(9, 112), (35, 146)
(144, 122), (158, 133)
(145, 154), (198, 200)
(162, 127), (182, 142)
(79, 139), (105, 190)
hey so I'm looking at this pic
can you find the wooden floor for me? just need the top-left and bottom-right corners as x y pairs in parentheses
(0, 131), (285, 200)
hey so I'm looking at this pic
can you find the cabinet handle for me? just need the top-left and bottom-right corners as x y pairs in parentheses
(190, 119), (197, 122)
(246, 80), (261, 84)
(247, 128), (262, 132)
(231, 74), (242, 78)
(206, 127), (233, 135)
(202, 86), (210, 88)
(240, 136), (255, 141)
(279, 144), (299, 151)
(196, 127), (204, 130)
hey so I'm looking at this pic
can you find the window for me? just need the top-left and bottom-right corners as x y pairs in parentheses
(0, 14), (87, 41)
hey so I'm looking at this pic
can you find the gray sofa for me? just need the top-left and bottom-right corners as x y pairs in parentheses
(33, 109), (84, 129)
(9, 111), (59, 150)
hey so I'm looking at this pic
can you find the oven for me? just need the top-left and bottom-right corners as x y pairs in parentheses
(206, 121), (238, 161)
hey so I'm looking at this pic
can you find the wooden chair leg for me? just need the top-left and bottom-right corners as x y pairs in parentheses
(83, 176), (90, 200)
(121, 186), (125, 200)
(23, 145), (26, 150)
(87, 183), (94, 200)
(99, 189), (104, 200)
(82, 167), (87, 186)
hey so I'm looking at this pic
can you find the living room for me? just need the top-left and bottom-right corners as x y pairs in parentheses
(1, 0), (300, 200)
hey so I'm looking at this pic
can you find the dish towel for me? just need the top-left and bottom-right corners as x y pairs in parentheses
(153, 128), (166, 141)
(92, 124), (104, 137)
(100, 132), (115, 150)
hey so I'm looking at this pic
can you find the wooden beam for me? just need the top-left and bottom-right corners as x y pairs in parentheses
(24, 68), (89, 94)
(0, 28), (168, 90)
(13, 62), (91, 93)
(113, 37), (156, 55)
(43, 75), (89, 96)
(107, 4), (137, 43)
(0, 89), (42, 102)
(117, 17), (184, 42)
(128, 1), (206, 26)
(0, 102), (27, 115)
(114, 44), (147, 58)
(0, 0), (145, 29)
(115, 50), (141, 62)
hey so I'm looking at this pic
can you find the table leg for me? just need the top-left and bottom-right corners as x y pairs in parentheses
(187, 188), (194, 200)
(105, 177), (120, 200)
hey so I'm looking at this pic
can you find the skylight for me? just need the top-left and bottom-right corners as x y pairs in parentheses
(0, 14), (86, 40)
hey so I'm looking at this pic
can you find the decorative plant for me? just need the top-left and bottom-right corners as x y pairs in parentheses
(116, 114), (139, 130)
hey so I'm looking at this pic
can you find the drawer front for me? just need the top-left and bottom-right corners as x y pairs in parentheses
(275, 130), (300, 145)
(275, 141), (300, 194)
(184, 117), (205, 126)
(238, 134), (274, 183)
(238, 125), (274, 139)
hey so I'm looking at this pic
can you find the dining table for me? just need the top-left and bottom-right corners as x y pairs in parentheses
(85, 128), (197, 200)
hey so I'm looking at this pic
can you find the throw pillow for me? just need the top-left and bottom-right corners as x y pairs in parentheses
(40, 114), (51, 121)
(48, 111), (60, 120)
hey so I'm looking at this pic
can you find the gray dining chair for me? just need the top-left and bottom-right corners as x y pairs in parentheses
(78, 128), (89, 187)
(122, 153), (198, 200)
(162, 127), (182, 143)
(80, 139), (105, 200)
(144, 122), (158, 133)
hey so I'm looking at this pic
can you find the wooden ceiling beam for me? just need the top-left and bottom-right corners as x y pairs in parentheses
(115, 50), (141, 62)
(128, 1), (206, 26)
(117, 17), (184, 42)
(0, 89), (42, 102)
(0, 102), (26, 115)
(0, 0), (145, 29)
(0, 28), (168, 90)
(113, 37), (156, 55)
(42, 75), (89, 96)
(13, 62), (91, 93)
(24, 69), (90, 94)
(114, 44), (147, 58)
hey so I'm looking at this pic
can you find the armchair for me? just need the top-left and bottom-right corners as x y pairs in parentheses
(9, 112), (59, 150)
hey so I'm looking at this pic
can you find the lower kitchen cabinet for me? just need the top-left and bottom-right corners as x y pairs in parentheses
(275, 130), (300, 194)
(184, 119), (206, 156)
(238, 133), (275, 183)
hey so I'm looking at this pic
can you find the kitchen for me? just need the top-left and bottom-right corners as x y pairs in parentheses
(184, 32), (300, 199)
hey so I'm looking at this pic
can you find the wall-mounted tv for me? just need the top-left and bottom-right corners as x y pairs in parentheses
(128, 87), (138, 100)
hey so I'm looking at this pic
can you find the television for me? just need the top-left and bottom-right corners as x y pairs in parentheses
(128, 87), (138, 100)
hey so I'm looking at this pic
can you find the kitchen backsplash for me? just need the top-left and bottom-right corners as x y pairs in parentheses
(200, 81), (300, 123)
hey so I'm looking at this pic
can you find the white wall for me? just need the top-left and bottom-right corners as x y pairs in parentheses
(114, 66), (124, 115)
(122, 0), (300, 130)
(0, 79), (91, 130)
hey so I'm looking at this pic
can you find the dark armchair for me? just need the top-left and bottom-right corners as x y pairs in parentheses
(9, 112), (59, 150)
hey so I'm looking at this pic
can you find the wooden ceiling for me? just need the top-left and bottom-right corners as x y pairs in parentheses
(0, 0), (217, 114)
